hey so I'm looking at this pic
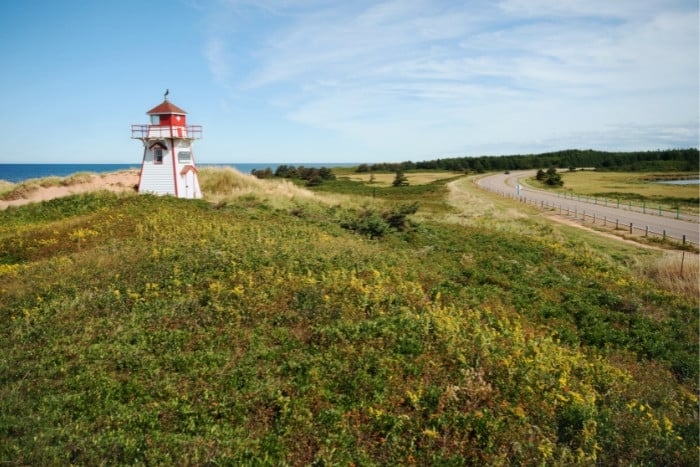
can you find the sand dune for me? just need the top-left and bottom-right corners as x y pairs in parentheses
(0, 170), (140, 210)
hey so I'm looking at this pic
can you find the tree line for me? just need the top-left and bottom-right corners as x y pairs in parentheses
(356, 148), (699, 173)
(252, 165), (336, 186)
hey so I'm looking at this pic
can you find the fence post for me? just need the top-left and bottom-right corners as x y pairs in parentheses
(676, 208), (679, 220)
(681, 251), (685, 277)
(663, 230), (666, 240)
(683, 235), (686, 245)
(629, 223), (633, 234)
(645, 226), (648, 237)
(593, 213), (596, 224)
(604, 216), (606, 226)
(658, 206), (662, 216)
(616, 219), (619, 229)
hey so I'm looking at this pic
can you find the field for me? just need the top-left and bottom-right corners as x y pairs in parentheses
(0, 168), (698, 465)
(553, 171), (699, 214)
(335, 169), (460, 187)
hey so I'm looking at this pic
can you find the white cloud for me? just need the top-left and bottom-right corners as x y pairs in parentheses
(204, 0), (699, 158)
(496, 0), (686, 20)
(204, 37), (231, 83)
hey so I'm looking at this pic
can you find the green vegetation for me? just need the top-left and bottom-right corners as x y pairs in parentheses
(536, 167), (564, 187)
(0, 170), (697, 465)
(251, 165), (337, 187)
(392, 170), (409, 187)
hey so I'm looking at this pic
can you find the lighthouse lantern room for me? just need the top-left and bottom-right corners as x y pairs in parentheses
(131, 92), (202, 198)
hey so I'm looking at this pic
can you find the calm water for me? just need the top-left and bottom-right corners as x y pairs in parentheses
(654, 179), (700, 185)
(0, 163), (357, 183)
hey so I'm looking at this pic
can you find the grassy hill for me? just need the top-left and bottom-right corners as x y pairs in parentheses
(0, 169), (697, 465)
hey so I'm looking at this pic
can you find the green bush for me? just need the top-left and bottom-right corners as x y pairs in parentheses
(537, 167), (564, 186)
(340, 207), (390, 238)
(340, 203), (419, 238)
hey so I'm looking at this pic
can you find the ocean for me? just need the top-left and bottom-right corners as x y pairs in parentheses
(0, 163), (357, 184)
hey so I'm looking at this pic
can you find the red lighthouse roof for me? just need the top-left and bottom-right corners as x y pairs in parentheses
(146, 100), (187, 115)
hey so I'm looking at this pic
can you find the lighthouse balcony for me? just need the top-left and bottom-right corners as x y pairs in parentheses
(131, 125), (202, 139)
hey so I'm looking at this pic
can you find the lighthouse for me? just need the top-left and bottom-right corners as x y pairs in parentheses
(131, 93), (203, 198)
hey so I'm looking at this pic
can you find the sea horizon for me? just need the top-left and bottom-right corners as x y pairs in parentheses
(0, 162), (359, 184)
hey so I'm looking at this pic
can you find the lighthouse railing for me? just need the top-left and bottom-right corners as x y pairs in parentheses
(131, 125), (203, 139)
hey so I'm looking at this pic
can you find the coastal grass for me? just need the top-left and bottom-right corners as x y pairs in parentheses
(641, 251), (699, 298)
(0, 172), (102, 202)
(198, 166), (362, 213)
(0, 170), (698, 465)
(0, 180), (14, 197)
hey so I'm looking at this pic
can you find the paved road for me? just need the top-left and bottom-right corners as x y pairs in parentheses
(477, 171), (700, 246)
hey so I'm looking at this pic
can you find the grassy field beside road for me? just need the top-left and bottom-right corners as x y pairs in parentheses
(549, 171), (699, 214)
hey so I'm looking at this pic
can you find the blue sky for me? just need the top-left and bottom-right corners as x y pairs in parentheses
(1, 0), (697, 164)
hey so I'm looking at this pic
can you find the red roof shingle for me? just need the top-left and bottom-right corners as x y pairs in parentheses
(146, 100), (187, 115)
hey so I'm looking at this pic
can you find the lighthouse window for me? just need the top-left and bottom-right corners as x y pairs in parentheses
(150, 115), (160, 125)
(178, 151), (191, 163)
(154, 148), (164, 164)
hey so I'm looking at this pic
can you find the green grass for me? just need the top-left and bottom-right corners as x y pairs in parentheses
(310, 174), (462, 217)
(337, 170), (460, 187)
(0, 176), (698, 464)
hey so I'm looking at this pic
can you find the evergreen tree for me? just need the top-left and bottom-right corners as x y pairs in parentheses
(392, 170), (409, 187)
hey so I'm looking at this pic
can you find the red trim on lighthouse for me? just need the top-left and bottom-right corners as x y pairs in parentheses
(170, 137), (178, 197)
(148, 142), (167, 150)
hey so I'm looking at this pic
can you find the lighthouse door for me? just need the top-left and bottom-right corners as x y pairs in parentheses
(184, 170), (195, 198)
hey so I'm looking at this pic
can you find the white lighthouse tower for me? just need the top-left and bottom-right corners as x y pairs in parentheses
(131, 93), (203, 198)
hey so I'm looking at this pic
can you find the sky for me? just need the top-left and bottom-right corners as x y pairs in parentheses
(0, 0), (697, 164)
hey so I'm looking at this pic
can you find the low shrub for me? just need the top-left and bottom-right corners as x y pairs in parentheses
(340, 203), (418, 238)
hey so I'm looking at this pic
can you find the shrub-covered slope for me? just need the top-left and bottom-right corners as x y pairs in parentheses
(0, 191), (697, 465)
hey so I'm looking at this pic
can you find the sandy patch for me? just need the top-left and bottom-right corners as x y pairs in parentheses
(0, 170), (140, 210)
